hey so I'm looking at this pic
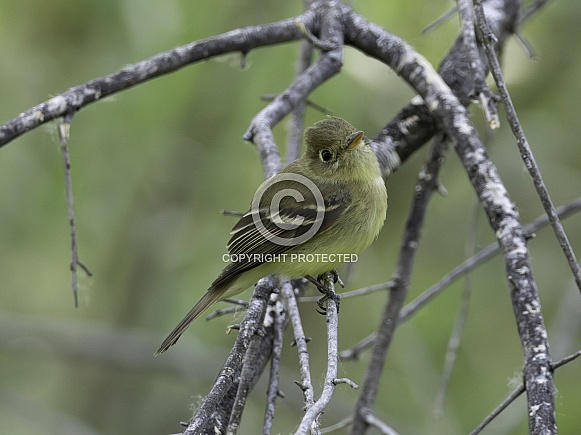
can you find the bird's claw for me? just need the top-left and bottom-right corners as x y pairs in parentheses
(326, 269), (345, 288)
(306, 272), (342, 315)
(316, 288), (341, 315)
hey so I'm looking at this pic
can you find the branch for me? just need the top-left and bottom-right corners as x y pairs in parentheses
(285, 38), (315, 165)
(282, 280), (318, 431)
(343, 1), (556, 432)
(473, 0), (581, 294)
(470, 350), (581, 435)
(262, 298), (286, 435)
(57, 114), (93, 307)
(243, 1), (344, 179)
(0, 13), (319, 149)
(401, 196), (581, 323)
(296, 273), (341, 434)
(184, 277), (275, 434)
(365, 0), (518, 173)
(351, 135), (449, 433)
(340, 196), (581, 361)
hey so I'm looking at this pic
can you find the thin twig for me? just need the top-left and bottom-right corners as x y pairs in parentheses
(285, 37), (314, 165)
(58, 114), (92, 308)
(433, 199), (479, 419)
(362, 413), (401, 435)
(469, 384), (526, 435)
(518, 0), (551, 25)
(299, 281), (392, 303)
(344, 197), (581, 360)
(333, 378), (359, 389)
(205, 306), (247, 321)
(422, 6), (458, 34)
(339, 331), (377, 361)
(552, 349), (581, 371)
(205, 298), (249, 321)
(474, 0), (581, 295)
(260, 94), (334, 116)
(471, 348), (581, 434)
(321, 417), (352, 433)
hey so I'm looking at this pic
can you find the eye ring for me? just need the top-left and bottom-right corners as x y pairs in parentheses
(320, 149), (333, 162)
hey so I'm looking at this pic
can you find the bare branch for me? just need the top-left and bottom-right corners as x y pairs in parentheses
(285, 38), (314, 165)
(243, 2), (344, 179)
(351, 135), (449, 433)
(470, 384), (526, 435)
(362, 413), (401, 435)
(346, 3), (557, 430)
(433, 199), (480, 419)
(552, 349), (581, 371)
(57, 113), (93, 307)
(262, 299), (286, 435)
(296, 273), (340, 434)
(474, 0), (581, 295)
(472, 348), (581, 434)
(282, 280), (317, 427)
(0, 13), (319, 149)
(184, 277), (275, 435)
(518, 0), (551, 25)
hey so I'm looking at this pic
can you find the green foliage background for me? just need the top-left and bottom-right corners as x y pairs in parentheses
(0, 1), (580, 434)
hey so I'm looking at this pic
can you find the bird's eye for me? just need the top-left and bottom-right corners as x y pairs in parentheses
(320, 149), (333, 162)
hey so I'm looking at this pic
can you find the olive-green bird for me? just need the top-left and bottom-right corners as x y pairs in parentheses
(156, 116), (387, 355)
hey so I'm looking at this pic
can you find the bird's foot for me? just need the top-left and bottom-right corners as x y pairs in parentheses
(316, 290), (340, 315)
(305, 272), (341, 315)
(327, 269), (345, 288)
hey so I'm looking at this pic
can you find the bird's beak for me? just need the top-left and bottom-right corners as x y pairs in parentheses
(345, 131), (365, 151)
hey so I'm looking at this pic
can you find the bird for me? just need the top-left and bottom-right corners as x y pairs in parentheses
(155, 116), (387, 355)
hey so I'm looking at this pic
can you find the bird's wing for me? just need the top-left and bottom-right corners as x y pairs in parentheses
(212, 189), (351, 288)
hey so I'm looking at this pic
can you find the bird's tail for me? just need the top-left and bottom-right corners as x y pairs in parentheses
(154, 285), (224, 356)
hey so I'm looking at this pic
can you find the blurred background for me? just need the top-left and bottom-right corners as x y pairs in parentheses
(0, 1), (580, 433)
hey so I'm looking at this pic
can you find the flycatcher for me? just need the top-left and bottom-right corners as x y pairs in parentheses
(156, 116), (387, 355)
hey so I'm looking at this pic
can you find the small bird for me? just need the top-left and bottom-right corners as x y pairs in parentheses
(155, 116), (387, 355)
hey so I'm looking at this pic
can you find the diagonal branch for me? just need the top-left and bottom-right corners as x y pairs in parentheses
(473, 0), (581, 294)
(340, 196), (581, 361)
(350, 135), (449, 434)
(0, 12), (320, 149)
(243, 0), (345, 179)
(184, 277), (275, 434)
(344, 2), (556, 433)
